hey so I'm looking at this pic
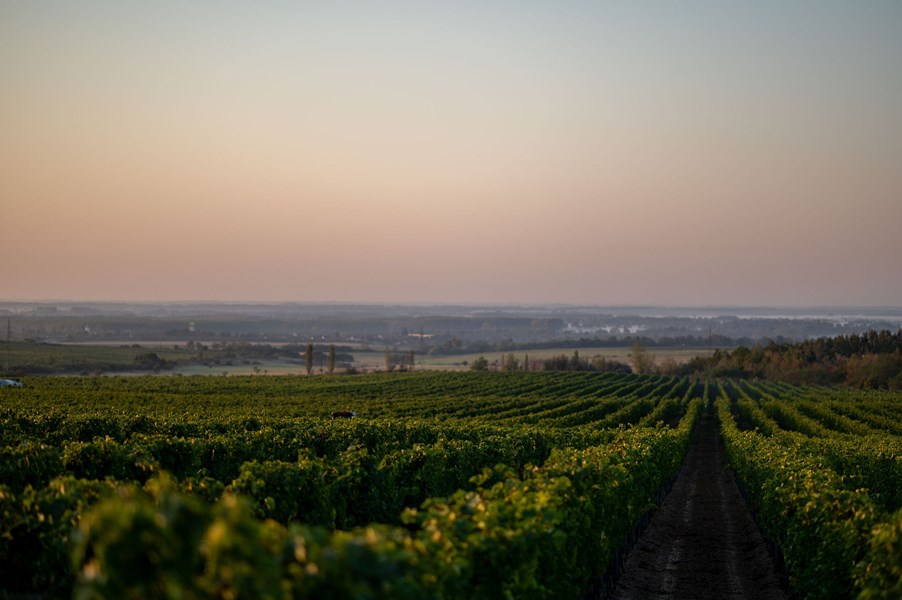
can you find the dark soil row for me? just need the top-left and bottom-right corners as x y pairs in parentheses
(609, 413), (788, 600)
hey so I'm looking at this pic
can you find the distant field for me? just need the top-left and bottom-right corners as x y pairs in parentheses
(321, 346), (717, 373)
(174, 360), (307, 376)
(0, 340), (192, 375)
(1, 340), (718, 376)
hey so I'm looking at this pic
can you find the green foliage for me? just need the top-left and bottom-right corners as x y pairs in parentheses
(469, 355), (489, 371)
(230, 459), (331, 525)
(855, 508), (902, 599)
(501, 352), (520, 371)
(0, 441), (64, 492)
(305, 343), (313, 375)
(68, 411), (697, 599)
(682, 330), (902, 388)
(2, 340), (192, 376)
(286, 525), (433, 599)
(133, 352), (172, 372)
(72, 478), (210, 600)
(71, 479), (286, 599)
(541, 351), (631, 372)
(717, 397), (902, 599)
(0, 478), (116, 597)
(1, 373), (899, 597)
(199, 494), (286, 599)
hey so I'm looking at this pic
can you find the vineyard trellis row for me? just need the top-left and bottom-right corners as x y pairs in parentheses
(717, 392), (901, 599)
(0, 371), (900, 598)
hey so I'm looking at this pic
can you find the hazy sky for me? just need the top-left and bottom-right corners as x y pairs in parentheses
(3, 1), (901, 307)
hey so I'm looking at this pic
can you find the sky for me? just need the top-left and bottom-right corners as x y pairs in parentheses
(2, 1), (901, 307)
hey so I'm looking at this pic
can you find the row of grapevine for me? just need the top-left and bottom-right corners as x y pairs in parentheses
(4, 371), (675, 422)
(8, 371), (897, 597)
(727, 382), (902, 513)
(716, 396), (901, 599)
(1, 372), (696, 597)
(66, 400), (701, 599)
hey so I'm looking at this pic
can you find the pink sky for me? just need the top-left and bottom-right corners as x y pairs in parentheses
(2, 2), (901, 306)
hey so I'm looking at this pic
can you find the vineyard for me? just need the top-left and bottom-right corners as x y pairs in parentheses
(0, 372), (899, 598)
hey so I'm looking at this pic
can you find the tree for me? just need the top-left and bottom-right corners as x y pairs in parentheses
(542, 354), (570, 371)
(385, 348), (394, 372)
(568, 350), (582, 371)
(501, 353), (520, 372)
(631, 341), (656, 374)
(590, 355), (632, 373)
(657, 357), (681, 375)
(134, 352), (167, 372)
(327, 345), (335, 374)
(470, 356), (489, 371)
(304, 344), (313, 375)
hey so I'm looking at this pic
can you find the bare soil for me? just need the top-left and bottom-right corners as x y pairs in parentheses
(609, 412), (788, 600)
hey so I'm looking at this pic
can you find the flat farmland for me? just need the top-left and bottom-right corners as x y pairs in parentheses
(350, 346), (719, 372)
(2, 340), (719, 375)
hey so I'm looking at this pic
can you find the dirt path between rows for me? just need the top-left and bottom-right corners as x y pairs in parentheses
(609, 412), (788, 600)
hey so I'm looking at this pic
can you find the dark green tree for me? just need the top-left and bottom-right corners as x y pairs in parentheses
(470, 356), (489, 371)
(304, 344), (313, 375)
(568, 350), (582, 371)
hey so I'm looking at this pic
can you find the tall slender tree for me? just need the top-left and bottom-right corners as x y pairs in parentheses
(305, 343), (313, 375)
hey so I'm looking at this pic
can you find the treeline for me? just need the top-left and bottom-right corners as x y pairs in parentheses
(470, 350), (632, 373)
(186, 340), (352, 362)
(428, 334), (747, 356)
(675, 330), (902, 389)
(539, 351), (633, 373)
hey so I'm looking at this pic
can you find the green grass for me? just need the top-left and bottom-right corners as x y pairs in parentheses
(1, 340), (193, 376)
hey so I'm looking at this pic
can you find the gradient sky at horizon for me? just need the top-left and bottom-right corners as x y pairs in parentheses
(2, 1), (901, 307)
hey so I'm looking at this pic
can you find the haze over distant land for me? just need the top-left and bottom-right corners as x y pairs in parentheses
(2, 2), (901, 307)
(2, 301), (901, 346)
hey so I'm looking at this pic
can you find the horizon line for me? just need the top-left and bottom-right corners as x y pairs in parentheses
(2, 299), (902, 312)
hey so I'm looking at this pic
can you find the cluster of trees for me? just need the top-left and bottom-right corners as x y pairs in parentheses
(431, 334), (742, 357)
(132, 352), (174, 373)
(300, 344), (415, 375)
(541, 351), (633, 373)
(675, 330), (902, 389)
(469, 351), (632, 373)
(383, 349), (416, 372)
(302, 344), (359, 375)
(187, 341), (353, 363)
